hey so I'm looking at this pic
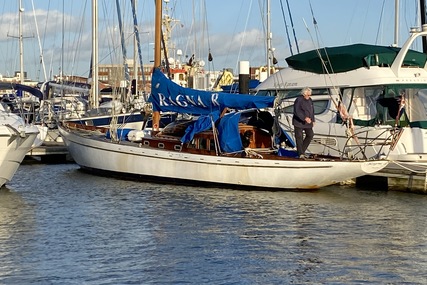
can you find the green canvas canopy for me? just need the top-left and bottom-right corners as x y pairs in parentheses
(285, 44), (427, 74)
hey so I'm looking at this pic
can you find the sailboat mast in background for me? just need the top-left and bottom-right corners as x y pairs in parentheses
(19, 0), (24, 84)
(266, 0), (272, 77)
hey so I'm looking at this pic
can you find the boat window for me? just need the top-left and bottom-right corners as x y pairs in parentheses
(256, 88), (329, 99)
(210, 140), (216, 151)
(255, 90), (276, 97)
(405, 88), (427, 123)
(280, 88), (330, 99)
(313, 100), (329, 115)
(376, 86), (427, 125)
(199, 138), (208, 150)
(281, 99), (329, 115)
(342, 87), (382, 122)
(278, 90), (300, 99)
(187, 139), (197, 149)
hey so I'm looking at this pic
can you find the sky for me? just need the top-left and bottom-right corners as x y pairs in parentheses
(0, 0), (422, 82)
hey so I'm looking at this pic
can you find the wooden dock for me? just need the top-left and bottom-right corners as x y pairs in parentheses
(27, 141), (72, 163)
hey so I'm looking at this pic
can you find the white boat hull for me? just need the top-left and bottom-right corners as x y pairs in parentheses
(58, 125), (388, 190)
(0, 125), (38, 187)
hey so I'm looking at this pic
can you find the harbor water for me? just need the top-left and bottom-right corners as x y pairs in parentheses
(1, 162), (427, 284)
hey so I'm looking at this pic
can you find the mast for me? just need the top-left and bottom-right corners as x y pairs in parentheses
(393, 0), (399, 47)
(19, 0), (24, 84)
(152, 0), (162, 131)
(154, 0), (162, 68)
(266, 0), (272, 77)
(8, 0), (34, 83)
(91, 0), (99, 109)
(421, 0), (427, 53)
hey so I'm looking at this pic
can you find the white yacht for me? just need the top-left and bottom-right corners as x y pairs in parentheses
(256, 25), (427, 180)
(0, 103), (39, 187)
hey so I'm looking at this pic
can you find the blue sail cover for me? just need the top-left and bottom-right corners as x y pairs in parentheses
(0, 82), (43, 99)
(149, 68), (274, 114)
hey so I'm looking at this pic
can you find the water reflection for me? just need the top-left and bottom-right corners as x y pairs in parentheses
(1, 164), (427, 284)
(0, 187), (35, 279)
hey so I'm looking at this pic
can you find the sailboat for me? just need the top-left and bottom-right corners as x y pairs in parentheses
(58, 67), (389, 190)
(255, 18), (427, 189)
(56, 0), (389, 190)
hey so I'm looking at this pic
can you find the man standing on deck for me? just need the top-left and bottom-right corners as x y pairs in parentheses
(292, 87), (315, 159)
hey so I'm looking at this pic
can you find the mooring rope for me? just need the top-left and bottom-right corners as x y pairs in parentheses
(391, 160), (427, 174)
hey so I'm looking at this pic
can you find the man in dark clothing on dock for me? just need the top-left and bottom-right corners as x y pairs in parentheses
(292, 87), (315, 159)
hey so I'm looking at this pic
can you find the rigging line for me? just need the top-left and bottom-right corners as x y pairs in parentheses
(302, 19), (340, 103)
(375, 0), (386, 45)
(303, 12), (365, 153)
(115, 0), (131, 83)
(223, 0), (245, 69)
(70, 0), (88, 78)
(102, 1), (119, 78)
(202, 0), (214, 71)
(305, 2), (339, 86)
(234, 0), (253, 74)
(285, 0), (299, 53)
(182, 3), (194, 63)
(391, 161), (427, 173)
(279, 0), (293, 56)
(130, 0), (147, 98)
(39, 0), (51, 79)
(308, 0), (321, 49)
(31, 0), (47, 81)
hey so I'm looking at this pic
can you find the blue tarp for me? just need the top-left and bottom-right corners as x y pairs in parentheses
(217, 112), (243, 153)
(105, 128), (132, 140)
(180, 111), (220, 143)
